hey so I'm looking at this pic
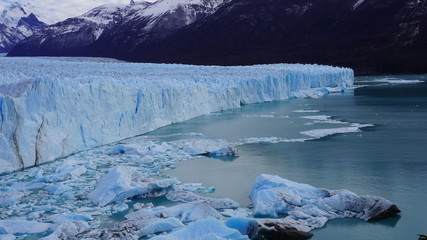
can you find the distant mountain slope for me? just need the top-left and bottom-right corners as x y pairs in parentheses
(8, 0), (226, 57)
(8, 0), (427, 75)
(130, 0), (427, 75)
(0, 2), (52, 53)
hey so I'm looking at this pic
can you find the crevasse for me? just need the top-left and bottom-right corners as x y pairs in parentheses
(0, 57), (353, 173)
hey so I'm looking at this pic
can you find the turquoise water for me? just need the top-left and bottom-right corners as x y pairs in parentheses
(154, 75), (427, 240)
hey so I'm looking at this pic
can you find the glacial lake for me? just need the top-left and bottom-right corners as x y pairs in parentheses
(155, 75), (427, 240)
(1, 73), (426, 240)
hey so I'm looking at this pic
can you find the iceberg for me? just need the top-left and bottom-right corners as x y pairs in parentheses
(0, 58), (353, 173)
(88, 166), (178, 206)
(250, 174), (400, 229)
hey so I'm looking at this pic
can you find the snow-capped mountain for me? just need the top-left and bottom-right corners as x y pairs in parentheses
(0, 2), (55, 53)
(8, 0), (226, 57)
(135, 0), (427, 75)
(8, 0), (427, 75)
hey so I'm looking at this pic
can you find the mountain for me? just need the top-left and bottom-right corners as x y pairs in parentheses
(0, 2), (55, 53)
(8, 0), (427, 75)
(7, 0), (226, 57)
(127, 0), (427, 75)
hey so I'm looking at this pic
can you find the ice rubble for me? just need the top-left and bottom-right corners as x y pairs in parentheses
(126, 202), (223, 223)
(250, 174), (400, 228)
(0, 58), (353, 173)
(166, 191), (240, 209)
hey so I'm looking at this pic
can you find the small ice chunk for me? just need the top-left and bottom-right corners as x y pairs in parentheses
(44, 182), (72, 195)
(113, 203), (129, 212)
(50, 214), (92, 222)
(151, 218), (249, 240)
(138, 218), (185, 236)
(220, 208), (252, 218)
(225, 218), (259, 238)
(28, 168), (44, 178)
(0, 234), (16, 240)
(174, 183), (215, 194)
(0, 220), (51, 234)
(208, 147), (237, 157)
(126, 203), (222, 223)
(300, 127), (360, 138)
(133, 203), (145, 210)
(42, 220), (90, 240)
(166, 191), (239, 209)
(173, 139), (236, 157)
(300, 115), (330, 121)
(0, 192), (25, 208)
(293, 110), (320, 113)
(88, 166), (178, 206)
(109, 144), (142, 155)
(41, 165), (87, 183)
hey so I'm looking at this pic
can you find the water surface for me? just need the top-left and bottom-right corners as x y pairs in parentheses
(160, 75), (427, 240)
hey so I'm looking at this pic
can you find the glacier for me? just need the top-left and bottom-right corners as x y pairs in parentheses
(0, 57), (353, 174)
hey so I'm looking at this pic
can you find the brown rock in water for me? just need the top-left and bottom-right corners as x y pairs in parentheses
(368, 204), (401, 221)
(254, 223), (313, 240)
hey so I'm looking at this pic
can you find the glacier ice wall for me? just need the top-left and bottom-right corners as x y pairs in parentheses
(0, 58), (353, 173)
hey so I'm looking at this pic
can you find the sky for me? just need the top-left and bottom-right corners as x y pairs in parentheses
(0, 0), (156, 22)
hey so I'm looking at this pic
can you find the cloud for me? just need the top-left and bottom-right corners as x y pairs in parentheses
(1, 0), (156, 23)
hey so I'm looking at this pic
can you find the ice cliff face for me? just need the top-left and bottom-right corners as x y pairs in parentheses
(0, 58), (353, 173)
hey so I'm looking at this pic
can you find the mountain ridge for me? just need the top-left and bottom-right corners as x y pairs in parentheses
(0, 2), (54, 53)
(7, 0), (427, 75)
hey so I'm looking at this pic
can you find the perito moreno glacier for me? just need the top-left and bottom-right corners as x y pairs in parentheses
(0, 57), (353, 174)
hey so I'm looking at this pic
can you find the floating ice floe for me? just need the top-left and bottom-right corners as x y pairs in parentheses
(150, 218), (249, 240)
(84, 216), (185, 239)
(220, 208), (252, 218)
(293, 110), (320, 113)
(241, 137), (309, 144)
(357, 78), (424, 85)
(126, 202), (223, 223)
(0, 191), (25, 208)
(224, 218), (259, 239)
(171, 139), (237, 157)
(300, 123), (373, 138)
(174, 183), (215, 194)
(300, 127), (361, 138)
(166, 191), (239, 210)
(88, 166), (178, 206)
(0, 220), (51, 235)
(300, 115), (331, 121)
(40, 165), (87, 183)
(41, 219), (90, 240)
(0, 234), (15, 240)
(250, 174), (400, 230)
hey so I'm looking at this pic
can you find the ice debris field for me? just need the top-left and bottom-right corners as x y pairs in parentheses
(0, 57), (400, 239)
